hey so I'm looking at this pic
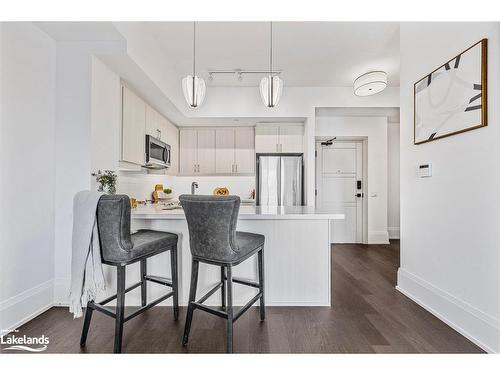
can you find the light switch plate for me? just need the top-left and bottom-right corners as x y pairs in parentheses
(418, 163), (432, 178)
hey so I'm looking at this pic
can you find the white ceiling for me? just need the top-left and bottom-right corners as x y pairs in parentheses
(146, 22), (400, 87)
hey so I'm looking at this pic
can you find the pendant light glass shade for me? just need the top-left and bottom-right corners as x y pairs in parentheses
(260, 75), (282, 108)
(182, 75), (206, 108)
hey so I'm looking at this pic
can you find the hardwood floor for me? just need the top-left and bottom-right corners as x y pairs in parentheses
(1, 241), (484, 353)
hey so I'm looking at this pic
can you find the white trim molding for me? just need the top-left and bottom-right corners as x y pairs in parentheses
(368, 230), (390, 244)
(388, 227), (400, 239)
(0, 279), (54, 335)
(397, 268), (500, 353)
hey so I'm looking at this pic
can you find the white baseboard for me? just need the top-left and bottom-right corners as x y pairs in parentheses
(397, 268), (500, 353)
(388, 227), (400, 239)
(368, 230), (390, 244)
(0, 279), (54, 335)
(53, 277), (71, 305)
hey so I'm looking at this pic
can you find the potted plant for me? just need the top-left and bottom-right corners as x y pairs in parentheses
(96, 170), (117, 194)
(163, 188), (174, 200)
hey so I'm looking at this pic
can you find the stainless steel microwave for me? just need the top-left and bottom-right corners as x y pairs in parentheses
(145, 135), (171, 169)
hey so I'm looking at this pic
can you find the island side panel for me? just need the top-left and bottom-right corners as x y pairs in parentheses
(130, 218), (331, 306)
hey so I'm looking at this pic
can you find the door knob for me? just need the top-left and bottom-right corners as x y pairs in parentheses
(356, 193), (362, 198)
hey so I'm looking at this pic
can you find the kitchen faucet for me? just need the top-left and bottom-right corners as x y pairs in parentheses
(191, 181), (199, 195)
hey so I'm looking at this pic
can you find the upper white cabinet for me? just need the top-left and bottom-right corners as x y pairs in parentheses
(255, 124), (304, 154)
(121, 86), (146, 166)
(180, 128), (216, 175)
(122, 84), (179, 174)
(145, 105), (179, 174)
(234, 127), (255, 174)
(215, 127), (255, 174)
(180, 127), (255, 175)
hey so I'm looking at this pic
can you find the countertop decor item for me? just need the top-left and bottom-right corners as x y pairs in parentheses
(213, 187), (229, 196)
(96, 170), (117, 194)
(414, 38), (487, 144)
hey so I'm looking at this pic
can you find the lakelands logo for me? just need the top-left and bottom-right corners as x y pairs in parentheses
(1, 330), (49, 352)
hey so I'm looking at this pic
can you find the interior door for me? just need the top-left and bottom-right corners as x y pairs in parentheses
(317, 141), (363, 243)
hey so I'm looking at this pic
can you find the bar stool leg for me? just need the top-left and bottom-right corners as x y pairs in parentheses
(80, 302), (94, 346)
(114, 265), (126, 353)
(170, 245), (179, 321)
(182, 260), (199, 346)
(226, 265), (234, 353)
(258, 248), (265, 321)
(140, 260), (147, 307)
(221, 266), (226, 310)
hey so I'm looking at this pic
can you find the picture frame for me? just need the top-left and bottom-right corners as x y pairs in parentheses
(414, 39), (487, 145)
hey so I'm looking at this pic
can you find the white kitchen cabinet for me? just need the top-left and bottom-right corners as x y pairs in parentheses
(179, 128), (216, 174)
(197, 129), (216, 174)
(165, 119), (179, 174)
(216, 128), (235, 174)
(255, 125), (280, 153)
(121, 86), (146, 165)
(180, 127), (254, 175)
(280, 125), (304, 153)
(234, 127), (255, 174)
(180, 128), (198, 174)
(255, 124), (303, 154)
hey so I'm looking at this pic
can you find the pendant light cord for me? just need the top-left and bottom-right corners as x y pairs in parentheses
(269, 21), (273, 74)
(193, 22), (196, 77)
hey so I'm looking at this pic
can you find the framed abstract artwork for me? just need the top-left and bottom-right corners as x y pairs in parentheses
(414, 39), (487, 145)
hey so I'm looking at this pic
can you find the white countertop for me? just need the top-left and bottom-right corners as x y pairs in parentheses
(131, 204), (345, 220)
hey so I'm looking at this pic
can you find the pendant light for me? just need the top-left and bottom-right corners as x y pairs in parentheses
(182, 22), (206, 108)
(260, 22), (283, 108)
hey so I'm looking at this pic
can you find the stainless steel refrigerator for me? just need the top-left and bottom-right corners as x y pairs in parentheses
(256, 154), (304, 206)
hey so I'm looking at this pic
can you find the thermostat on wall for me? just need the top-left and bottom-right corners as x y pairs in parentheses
(418, 163), (432, 178)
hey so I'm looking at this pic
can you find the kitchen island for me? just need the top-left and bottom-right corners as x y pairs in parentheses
(129, 205), (344, 307)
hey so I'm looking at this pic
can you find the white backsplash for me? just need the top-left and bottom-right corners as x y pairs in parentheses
(117, 171), (255, 201)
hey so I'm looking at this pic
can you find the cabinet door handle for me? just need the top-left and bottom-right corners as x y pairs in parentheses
(235, 164), (238, 173)
(231, 164), (234, 173)
(197, 164), (200, 172)
(194, 164), (196, 173)
(276, 144), (279, 152)
(280, 144), (283, 152)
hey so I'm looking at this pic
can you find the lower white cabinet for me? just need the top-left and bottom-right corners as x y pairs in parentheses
(180, 127), (255, 175)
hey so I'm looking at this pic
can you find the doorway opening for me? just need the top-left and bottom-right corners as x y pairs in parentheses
(315, 137), (368, 244)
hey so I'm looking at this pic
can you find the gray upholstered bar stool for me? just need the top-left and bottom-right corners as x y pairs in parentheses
(79, 194), (179, 353)
(179, 194), (265, 353)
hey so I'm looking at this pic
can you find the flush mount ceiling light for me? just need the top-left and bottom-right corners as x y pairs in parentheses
(260, 22), (283, 108)
(182, 22), (206, 108)
(353, 71), (387, 96)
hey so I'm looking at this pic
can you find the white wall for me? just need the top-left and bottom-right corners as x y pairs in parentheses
(387, 123), (400, 239)
(398, 22), (500, 353)
(91, 56), (121, 174)
(0, 23), (56, 332)
(315, 116), (389, 244)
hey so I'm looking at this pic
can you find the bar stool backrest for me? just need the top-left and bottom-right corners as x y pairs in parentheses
(179, 195), (240, 261)
(97, 194), (133, 261)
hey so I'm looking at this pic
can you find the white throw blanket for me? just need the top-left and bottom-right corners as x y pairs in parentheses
(69, 190), (106, 318)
